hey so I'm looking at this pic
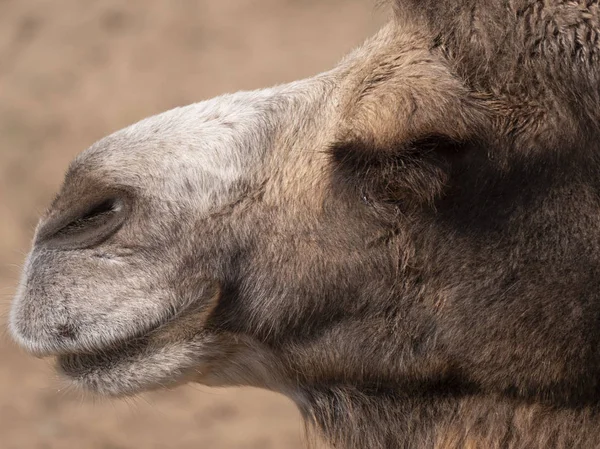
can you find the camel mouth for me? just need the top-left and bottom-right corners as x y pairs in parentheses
(56, 316), (165, 361)
(55, 331), (197, 396)
(11, 299), (185, 360)
(56, 332), (155, 378)
(53, 302), (215, 396)
(54, 318), (176, 391)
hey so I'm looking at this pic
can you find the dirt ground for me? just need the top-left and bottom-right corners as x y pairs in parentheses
(0, 1), (385, 448)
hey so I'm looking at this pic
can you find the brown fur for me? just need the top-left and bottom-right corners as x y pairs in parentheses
(9, 1), (600, 448)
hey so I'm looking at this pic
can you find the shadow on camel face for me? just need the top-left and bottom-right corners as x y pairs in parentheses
(9, 17), (485, 396)
(8, 2), (600, 447)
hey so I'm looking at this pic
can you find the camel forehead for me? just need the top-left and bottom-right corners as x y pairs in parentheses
(67, 89), (282, 196)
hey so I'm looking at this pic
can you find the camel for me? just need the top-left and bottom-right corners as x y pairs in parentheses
(9, 1), (600, 448)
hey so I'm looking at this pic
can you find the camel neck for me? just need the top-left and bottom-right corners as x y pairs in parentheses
(297, 386), (600, 449)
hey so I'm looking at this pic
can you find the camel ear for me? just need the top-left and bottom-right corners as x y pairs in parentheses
(331, 44), (488, 210)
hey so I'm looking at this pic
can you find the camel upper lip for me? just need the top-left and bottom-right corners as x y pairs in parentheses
(12, 318), (164, 359)
(10, 300), (189, 359)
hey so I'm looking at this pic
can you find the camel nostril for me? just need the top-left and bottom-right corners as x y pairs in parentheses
(36, 196), (130, 250)
(57, 199), (119, 236)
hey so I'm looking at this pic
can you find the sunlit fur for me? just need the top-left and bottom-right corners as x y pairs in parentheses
(9, 1), (600, 448)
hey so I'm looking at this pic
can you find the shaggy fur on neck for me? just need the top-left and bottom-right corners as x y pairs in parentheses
(303, 386), (600, 449)
(296, 1), (600, 447)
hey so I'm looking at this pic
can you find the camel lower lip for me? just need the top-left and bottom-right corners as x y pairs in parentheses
(55, 302), (208, 380)
(57, 334), (151, 374)
(55, 327), (206, 397)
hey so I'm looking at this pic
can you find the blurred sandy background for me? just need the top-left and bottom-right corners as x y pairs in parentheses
(0, 1), (385, 448)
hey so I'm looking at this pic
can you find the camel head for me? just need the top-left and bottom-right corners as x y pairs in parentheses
(9, 2), (600, 448)
(9, 18), (489, 396)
